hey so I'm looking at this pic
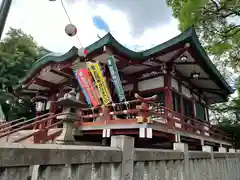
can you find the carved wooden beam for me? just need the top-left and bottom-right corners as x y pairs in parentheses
(199, 88), (226, 92)
(35, 78), (56, 89)
(188, 77), (210, 80)
(175, 70), (226, 100)
(50, 68), (75, 80)
(174, 62), (196, 65)
(128, 65), (165, 78)
(166, 43), (190, 64)
(116, 58), (153, 69)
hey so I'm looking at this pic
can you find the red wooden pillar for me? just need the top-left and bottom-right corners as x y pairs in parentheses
(191, 93), (196, 119)
(133, 81), (138, 94)
(33, 112), (43, 143)
(34, 96), (43, 130)
(76, 90), (84, 122)
(34, 95), (49, 143)
(191, 93), (197, 134)
(164, 72), (173, 127)
(178, 80), (184, 118)
(47, 94), (57, 126)
(205, 104), (210, 123)
(178, 80), (185, 131)
(100, 106), (111, 123)
(164, 73), (172, 109)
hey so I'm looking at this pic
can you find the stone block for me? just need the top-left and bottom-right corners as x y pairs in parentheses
(111, 135), (134, 180)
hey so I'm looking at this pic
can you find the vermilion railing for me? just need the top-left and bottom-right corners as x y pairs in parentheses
(0, 97), (232, 144)
(76, 99), (232, 143)
(0, 117), (26, 128)
(0, 113), (52, 135)
(0, 113), (63, 143)
(13, 120), (62, 143)
(0, 117), (26, 133)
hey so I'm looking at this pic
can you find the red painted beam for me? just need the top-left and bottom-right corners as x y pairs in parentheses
(174, 62), (196, 65)
(166, 43), (190, 64)
(34, 78), (56, 89)
(127, 65), (164, 78)
(188, 77), (210, 80)
(50, 68), (75, 80)
(117, 60), (153, 69)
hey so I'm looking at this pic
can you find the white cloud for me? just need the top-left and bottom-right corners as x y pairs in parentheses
(89, 4), (180, 51)
(133, 19), (180, 50)
(3, 0), (179, 53)
(88, 0), (173, 36)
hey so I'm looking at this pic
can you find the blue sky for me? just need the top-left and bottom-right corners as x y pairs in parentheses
(2, 0), (180, 53)
(1, 0), (238, 95)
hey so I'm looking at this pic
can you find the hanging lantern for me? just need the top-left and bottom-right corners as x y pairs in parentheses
(65, 24), (77, 37)
(78, 48), (88, 57)
(34, 95), (48, 112)
(35, 101), (46, 112)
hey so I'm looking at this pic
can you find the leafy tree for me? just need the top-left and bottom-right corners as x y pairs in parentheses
(166, 0), (240, 67)
(0, 28), (47, 121)
(166, 0), (240, 111)
(166, 0), (240, 146)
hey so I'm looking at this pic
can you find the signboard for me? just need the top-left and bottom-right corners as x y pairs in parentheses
(107, 56), (126, 102)
(87, 62), (112, 105)
(74, 69), (100, 107)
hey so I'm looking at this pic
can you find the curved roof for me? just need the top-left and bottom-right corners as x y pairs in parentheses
(18, 46), (79, 85)
(17, 27), (234, 94)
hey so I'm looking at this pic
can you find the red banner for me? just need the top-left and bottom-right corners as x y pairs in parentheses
(75, 69), (100, 107)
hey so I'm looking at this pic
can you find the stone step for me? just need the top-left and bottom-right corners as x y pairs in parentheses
(0, 128), (62, 144)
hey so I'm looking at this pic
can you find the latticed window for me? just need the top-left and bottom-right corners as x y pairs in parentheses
(150, 92), (165, 122)
(183, 98), (193, 118)
(172, 91), (181, 113)
(196, 102), (205, 121)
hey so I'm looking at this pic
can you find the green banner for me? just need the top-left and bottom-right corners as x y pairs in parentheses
(107, 56), (126, 102)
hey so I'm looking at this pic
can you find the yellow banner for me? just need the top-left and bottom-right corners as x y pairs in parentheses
(87, 62), (112, 105)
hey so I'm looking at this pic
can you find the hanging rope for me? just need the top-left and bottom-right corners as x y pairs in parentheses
(59, 0), (132, 114)
(60, 0), (83, 48)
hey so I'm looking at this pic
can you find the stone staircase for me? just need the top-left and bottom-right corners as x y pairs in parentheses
(0, 126), (62, 144)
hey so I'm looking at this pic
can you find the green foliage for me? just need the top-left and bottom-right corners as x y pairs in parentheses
(166, 0), (240, 103)
(166, 0), (240, 66)
(216, 123), (240, 149)
(167, 0), (240, 144)
(0, 28), (46, 121)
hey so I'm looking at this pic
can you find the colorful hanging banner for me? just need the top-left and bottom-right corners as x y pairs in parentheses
(73, 71), (91, 106)
(107, 56), (126, 102)
(74, 69), (100, 107)
(87, 62), (112, 105)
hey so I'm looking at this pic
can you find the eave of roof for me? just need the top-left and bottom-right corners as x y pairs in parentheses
(17, 46), (79, 87)
(16, 27), (234, 95)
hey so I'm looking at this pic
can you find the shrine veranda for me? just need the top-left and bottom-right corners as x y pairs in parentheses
(14, 27), (234, 149)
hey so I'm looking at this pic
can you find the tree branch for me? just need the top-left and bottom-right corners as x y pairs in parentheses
(210, 0), (220, 11)
(222, 25), (240, 38)
(224, 25), (240, 34)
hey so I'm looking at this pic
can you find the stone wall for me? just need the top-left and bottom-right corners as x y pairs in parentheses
(0, 136), (239, 180)
(134, 148), (240, 179)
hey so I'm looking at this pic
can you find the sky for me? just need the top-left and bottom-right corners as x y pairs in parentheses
(2, 0), (180, 53)
(2, 0), (237, 87)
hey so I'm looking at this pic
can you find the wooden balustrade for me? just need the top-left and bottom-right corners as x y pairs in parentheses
(0, 113), (66, 143)
(0, 94), (232, 144)
(0, 117), (26, 129)
(148, 106), (232, 142)
(13, 120), (63, 143)
(0, 113), (53, 135)
(74, 98), (232, 143)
